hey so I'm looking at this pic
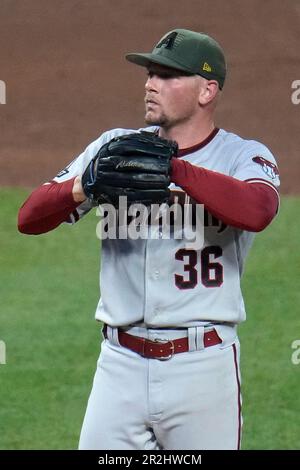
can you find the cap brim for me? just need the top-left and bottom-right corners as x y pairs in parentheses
(125, 53), (193, 74)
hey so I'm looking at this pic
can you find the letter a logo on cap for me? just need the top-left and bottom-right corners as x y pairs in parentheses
(202, 62), (212, 72)
(156, 31), (178, 50)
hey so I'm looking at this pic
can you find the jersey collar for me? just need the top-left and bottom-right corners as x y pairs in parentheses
(177, 127), (220, 157)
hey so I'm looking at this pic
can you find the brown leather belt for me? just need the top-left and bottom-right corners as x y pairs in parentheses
(103, 325), (222, 360)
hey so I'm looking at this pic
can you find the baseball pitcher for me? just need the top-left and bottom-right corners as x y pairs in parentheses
(18, 29), (280, 450)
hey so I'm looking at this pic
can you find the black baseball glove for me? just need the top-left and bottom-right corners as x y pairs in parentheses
(81, 131), (178, 206)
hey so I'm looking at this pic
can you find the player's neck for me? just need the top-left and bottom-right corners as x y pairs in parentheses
(159, 118), (216, 149)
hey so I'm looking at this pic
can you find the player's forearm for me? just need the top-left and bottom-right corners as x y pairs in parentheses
(18, 177), (82, 235)
(171, 158), (279, 232)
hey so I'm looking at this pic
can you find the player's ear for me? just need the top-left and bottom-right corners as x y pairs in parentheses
(198, 79), (219, 106)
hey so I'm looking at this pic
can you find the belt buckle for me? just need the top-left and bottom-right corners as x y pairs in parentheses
(153, 338), (175, 361)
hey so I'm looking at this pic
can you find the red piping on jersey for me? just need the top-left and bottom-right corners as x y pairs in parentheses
(18, 178), (81, 235)
(170, 158), (278, 232)
(245, 177), (279, 192)
(177, 128), (220, 157)
(232, 343), (242, 450)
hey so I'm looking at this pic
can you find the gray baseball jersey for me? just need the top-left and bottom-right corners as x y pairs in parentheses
(54, 127), (280, 327)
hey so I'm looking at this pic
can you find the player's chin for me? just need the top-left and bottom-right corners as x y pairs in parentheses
(145, 111), (165, 126)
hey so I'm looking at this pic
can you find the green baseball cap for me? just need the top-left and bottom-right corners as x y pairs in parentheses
(126, 28), (226, 89)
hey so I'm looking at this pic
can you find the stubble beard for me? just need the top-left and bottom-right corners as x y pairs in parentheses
(145, 105), (194, 131)
(145, 110), (171, 129)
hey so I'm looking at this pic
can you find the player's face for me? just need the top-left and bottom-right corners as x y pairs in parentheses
(144, 64), (201, 129)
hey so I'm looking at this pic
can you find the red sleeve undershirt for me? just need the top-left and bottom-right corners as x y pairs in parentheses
(18, 177), (81, 235)
(170, 158), (279, 232)
(18, 161), (279, 235)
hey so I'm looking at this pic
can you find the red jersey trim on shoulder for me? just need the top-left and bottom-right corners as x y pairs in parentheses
(177, 128), (220, 157)
(245, 178), (279, 191)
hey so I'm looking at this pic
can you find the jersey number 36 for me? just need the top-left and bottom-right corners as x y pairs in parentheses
(175, 246), (223, 289)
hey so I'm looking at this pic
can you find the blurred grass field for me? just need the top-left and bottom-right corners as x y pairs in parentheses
(0, 188), (299, 449)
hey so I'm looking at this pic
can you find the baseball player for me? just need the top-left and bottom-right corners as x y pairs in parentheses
(18, 29), (280, 450)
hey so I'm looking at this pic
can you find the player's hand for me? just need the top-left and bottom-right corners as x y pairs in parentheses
(72, 176), (87, 203)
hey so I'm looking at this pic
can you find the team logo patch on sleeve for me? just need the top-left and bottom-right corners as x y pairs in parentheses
(252, 156), (279, 180)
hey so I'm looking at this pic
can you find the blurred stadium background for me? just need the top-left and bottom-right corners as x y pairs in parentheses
(0, 0), (299, 449)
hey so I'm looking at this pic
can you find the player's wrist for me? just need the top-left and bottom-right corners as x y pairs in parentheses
(72, 176), (87, 203)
